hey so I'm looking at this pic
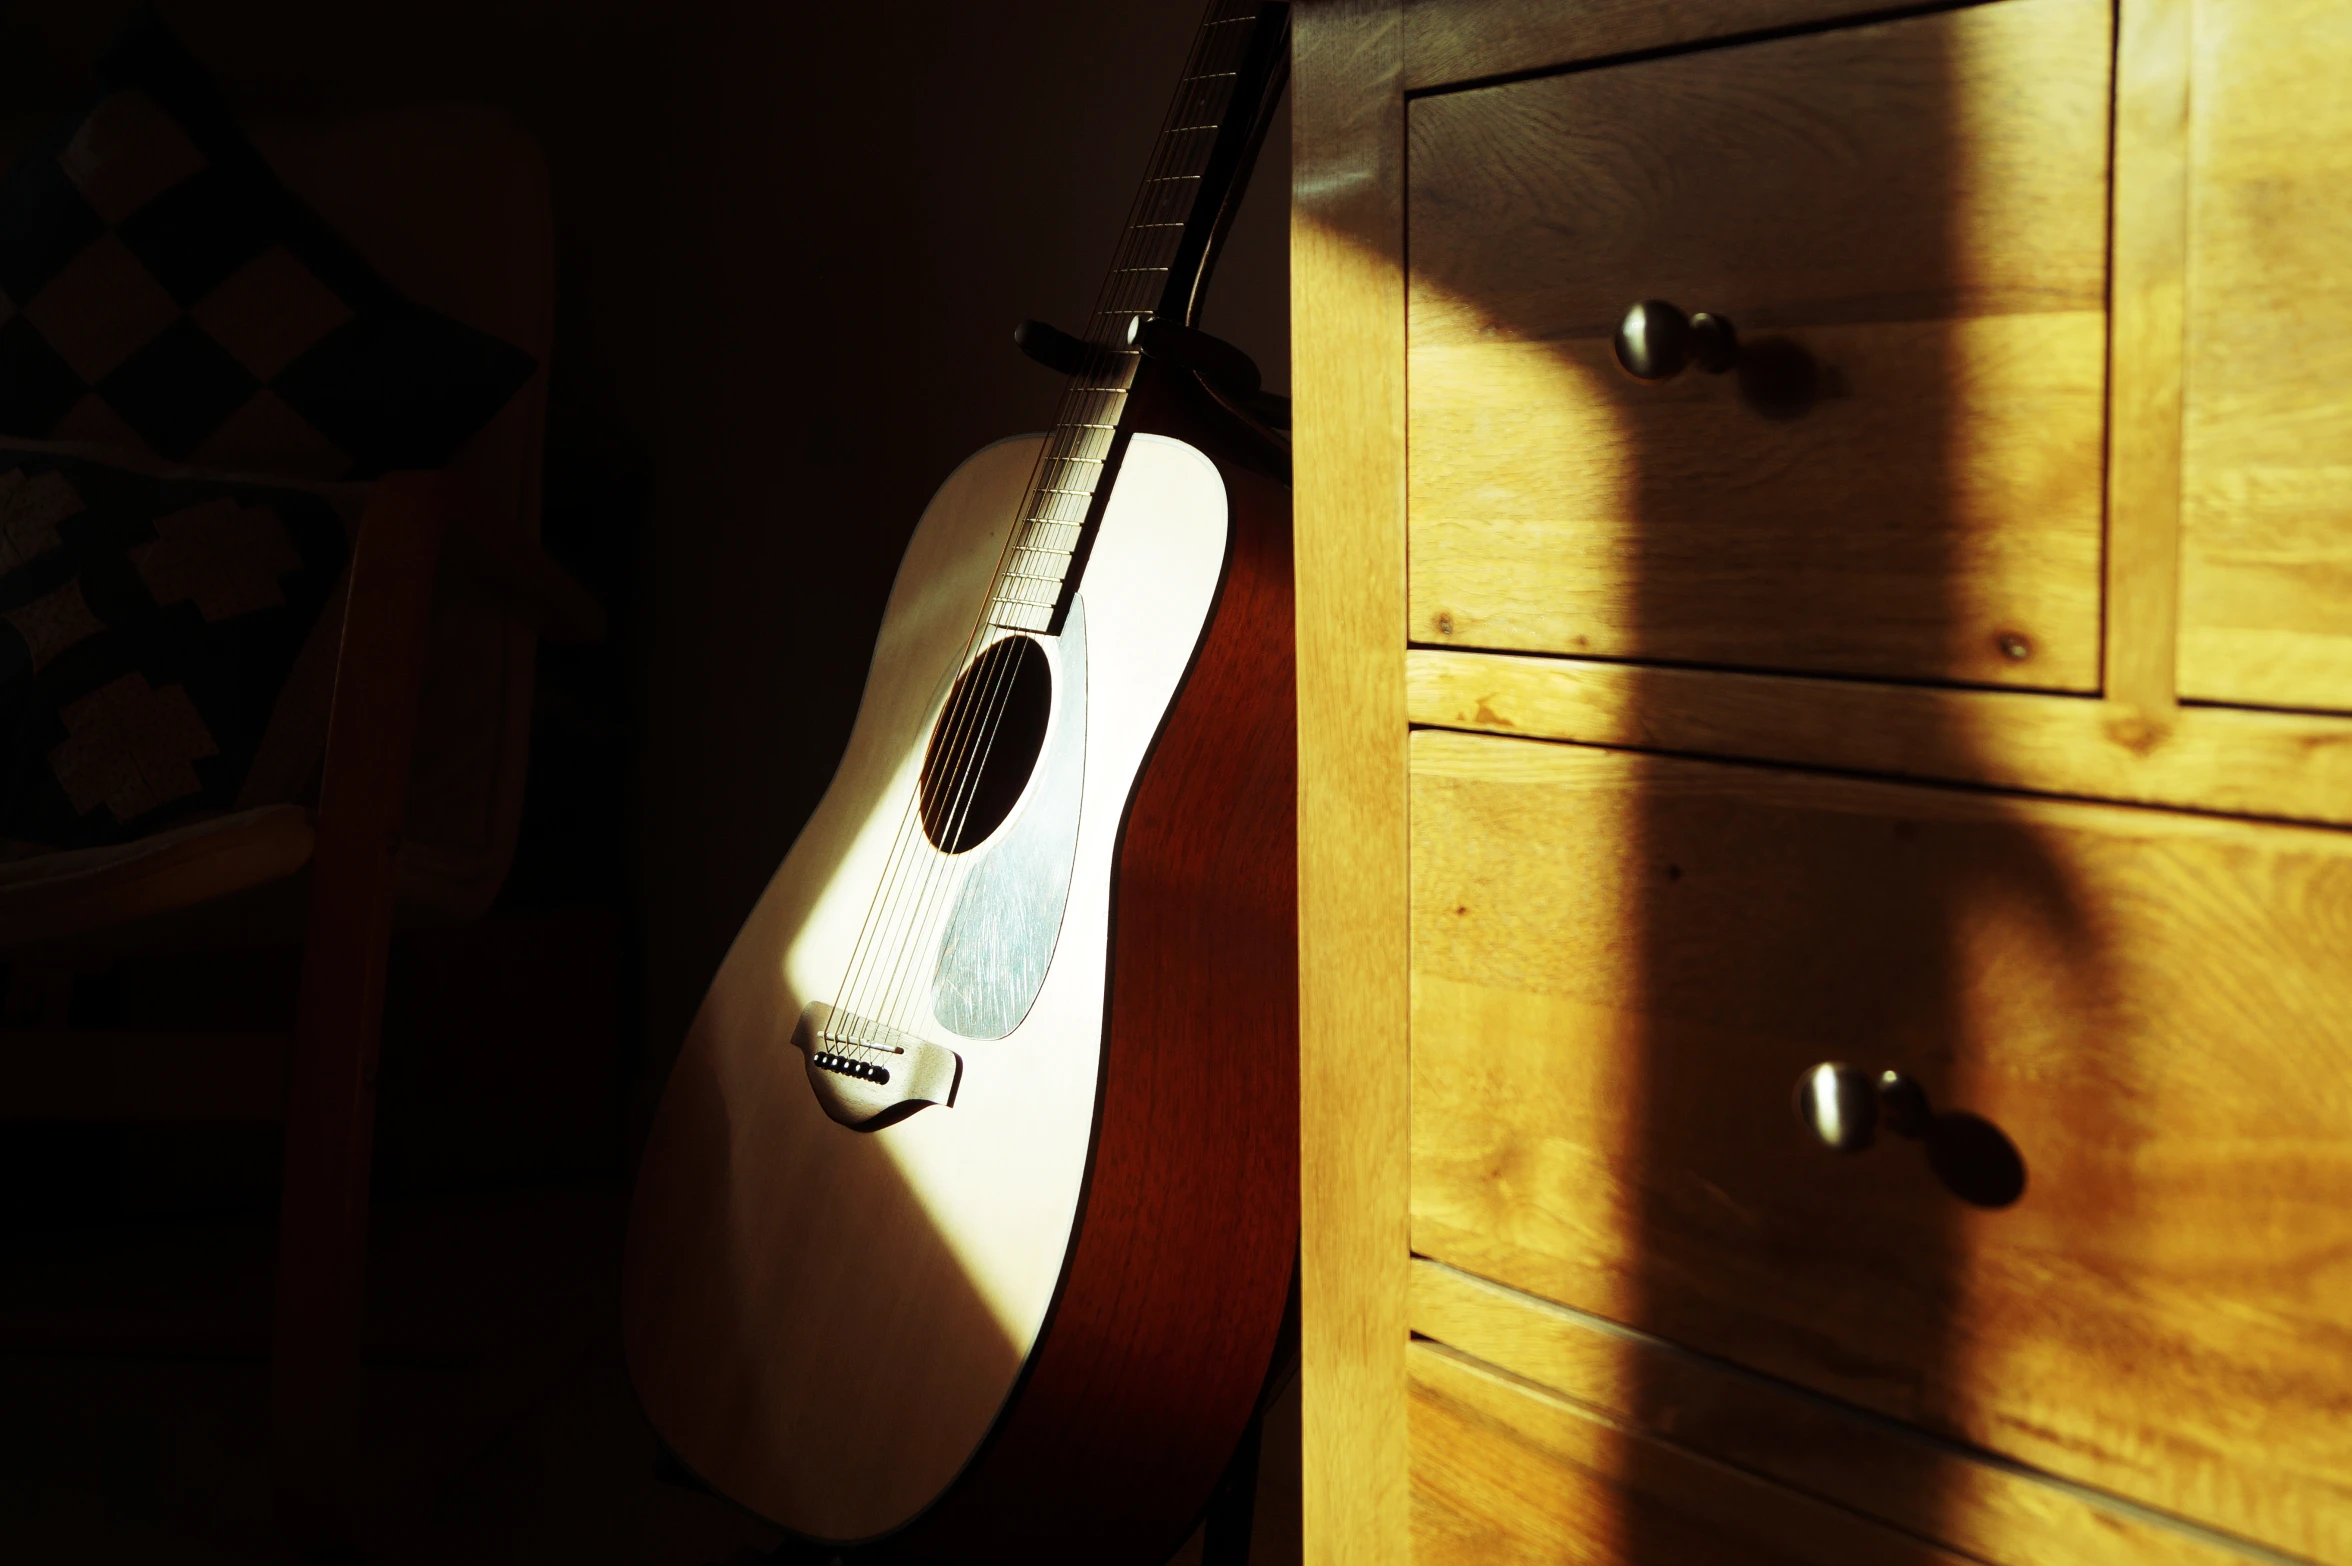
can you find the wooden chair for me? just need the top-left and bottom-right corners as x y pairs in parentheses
(0, 106), (595, 1550)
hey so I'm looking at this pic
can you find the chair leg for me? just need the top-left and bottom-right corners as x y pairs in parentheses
(272, 826), (400, 1553)
(268, 469), (447, 1553)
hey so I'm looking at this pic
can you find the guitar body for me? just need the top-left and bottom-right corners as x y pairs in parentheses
(624, 371), (1297, 1561)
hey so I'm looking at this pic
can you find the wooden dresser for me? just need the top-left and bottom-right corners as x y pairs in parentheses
(1292, 1), (2352, 1563)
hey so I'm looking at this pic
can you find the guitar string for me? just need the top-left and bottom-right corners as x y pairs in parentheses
(829, 2), (1264, 1075)
(857, 5), (1263, 1055)
(850, 4), (1259, 1055)
(840, 358), (1131, 1053)
(860, 51), (1235, 1050)
(851, 4), (1260, 1060)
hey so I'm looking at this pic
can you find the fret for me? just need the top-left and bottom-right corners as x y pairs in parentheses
(988, 605), (1056, 633)
(1027, 499), (1089, 527)
(980, 1), (1278, 627)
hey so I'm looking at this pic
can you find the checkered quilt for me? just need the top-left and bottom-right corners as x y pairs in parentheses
(0, 15), (535, 480)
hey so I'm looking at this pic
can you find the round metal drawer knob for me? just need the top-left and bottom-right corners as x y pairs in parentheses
(1792, 1062), (1923, 1152)
(1613, 299), (1740, 381)
(1793, 1061), (2026, 1208)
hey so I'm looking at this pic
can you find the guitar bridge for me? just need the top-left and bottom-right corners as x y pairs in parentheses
(791, 1001), (962, 1130)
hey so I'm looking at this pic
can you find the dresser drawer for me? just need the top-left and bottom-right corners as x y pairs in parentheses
(1410, 1339), (1970, 1566)
(1409, 729), (2352, 1561)
(1410, 1262), (2257, 1566)
(2179, 0), (2352, 713)
(1406, 0), (1923, 92)
(1407, 0), (2110, 689)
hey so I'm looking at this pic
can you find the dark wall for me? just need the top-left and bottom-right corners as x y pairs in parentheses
(2, 0), (1290, 1120)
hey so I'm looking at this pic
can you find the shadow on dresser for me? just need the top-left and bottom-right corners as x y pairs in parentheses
(1384, 0), (2140, 1557)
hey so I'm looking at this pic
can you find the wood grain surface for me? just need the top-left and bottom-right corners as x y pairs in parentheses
(2178, 0), (2352, 712)
(1409, 729), (2352, 1561)
(1403, 0), (1921, 89)
(2104, 0), (2191, 717)
(1409, 1340), (1976, 1566)
(1293, 5), (1414, 1566)
(1411, 1261), (2267, 1566)
(1406, 0), (2112, 689)
(1404, 647), (2352, 828)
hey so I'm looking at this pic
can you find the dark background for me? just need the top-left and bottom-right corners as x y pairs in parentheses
(0, 2), (1292, 1557)
(1, 0), (1291, 1135)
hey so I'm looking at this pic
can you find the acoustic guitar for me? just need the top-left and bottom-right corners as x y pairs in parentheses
(622, 5), (1296, 1561)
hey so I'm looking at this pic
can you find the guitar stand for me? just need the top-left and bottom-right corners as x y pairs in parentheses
(1016, 317), (1293, 435)
(1195, 1253), (1302, 1566)
(1196, 1388), (1273, 1566)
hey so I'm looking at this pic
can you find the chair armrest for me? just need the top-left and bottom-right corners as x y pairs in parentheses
(0, 806), (315, 951)
(316, 473), (454, 847)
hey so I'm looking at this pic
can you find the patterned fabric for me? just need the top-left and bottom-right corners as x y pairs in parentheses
(0, 15), (534, 479)
(0, 444), (355, 851)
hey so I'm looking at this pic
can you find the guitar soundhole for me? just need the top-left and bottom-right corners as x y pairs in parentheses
(920, 635), (1053, 853)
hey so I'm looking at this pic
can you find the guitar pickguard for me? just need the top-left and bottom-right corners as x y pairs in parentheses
(931, 598), (1088, 1039)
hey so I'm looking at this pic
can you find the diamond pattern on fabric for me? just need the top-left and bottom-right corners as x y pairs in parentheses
(48, 671), (217, 820)
(59, 88), (207, 225)
(22, 231), (181, 383)
(0, 468), (83, 572)
(188, 389), (345, 479)
(50, 392), (154, 457)
(98, 317), (261, 459)
(191, 246), (352, 381)
(0, 14), (533, 479)
(131, 498), (301, 622)
(117, 166), (280, 307)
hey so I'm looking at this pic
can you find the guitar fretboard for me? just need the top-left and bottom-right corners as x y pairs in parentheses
(985, 0), (1280, 634)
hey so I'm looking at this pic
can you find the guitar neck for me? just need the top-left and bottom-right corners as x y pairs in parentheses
(986, 0), (1290, 635)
